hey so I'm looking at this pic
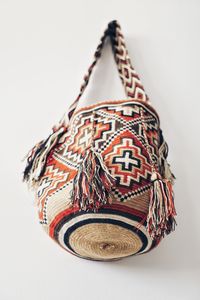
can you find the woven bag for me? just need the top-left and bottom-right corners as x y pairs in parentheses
(23, 20), (177, 261)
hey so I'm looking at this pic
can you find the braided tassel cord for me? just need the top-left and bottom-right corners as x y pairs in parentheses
(70, 147), (116, 212)
(147, 171), (177, 240)
(139, 106), (177, 240)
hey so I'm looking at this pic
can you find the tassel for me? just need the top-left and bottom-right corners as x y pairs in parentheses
(146, 171), (177, 240)
(23, 125), (68, 189)
(163, 160), (176, 185)
(70, 147), (116, 212)
(158, 139), (176, 185)
(158, 154), (176, 185)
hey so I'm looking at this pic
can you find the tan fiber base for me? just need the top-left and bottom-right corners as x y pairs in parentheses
(69, 223), (143, 260)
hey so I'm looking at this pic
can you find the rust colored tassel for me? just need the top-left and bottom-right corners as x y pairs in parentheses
(70, 147), (116, 212)
(146, 171), (177, 240)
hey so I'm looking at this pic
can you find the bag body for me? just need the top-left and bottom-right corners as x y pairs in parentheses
(23, 20), (177, 261)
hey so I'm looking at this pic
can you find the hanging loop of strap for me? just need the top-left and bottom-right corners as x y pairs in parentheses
(67, 20), (149, 121)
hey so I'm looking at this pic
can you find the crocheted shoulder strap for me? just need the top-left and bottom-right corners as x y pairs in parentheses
(23, 20), (149, 189)
(67, 20), (149, 121)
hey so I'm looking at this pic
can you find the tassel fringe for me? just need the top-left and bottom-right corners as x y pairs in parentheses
(70, 147), (116, 212)
(146, 171), (177, 240)
(23, 126), (68, 189)
(158, 139), (176, 185)
(163, 160), (176, 185)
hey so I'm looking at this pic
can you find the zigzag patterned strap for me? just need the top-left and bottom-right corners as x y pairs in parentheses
(67, 20), (149, 121)
(23, 20), (150, 188)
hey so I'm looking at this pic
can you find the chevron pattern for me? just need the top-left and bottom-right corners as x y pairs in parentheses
(114, 25), (148, 101)
(36, 99), (160, 226)
(67, 20), (148, 122)
(23, 20), (176, 261)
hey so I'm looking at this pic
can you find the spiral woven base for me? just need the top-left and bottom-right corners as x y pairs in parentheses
(69, 223), (143, 260)
(33, 98), (169, 261)
(44, 191), (159, 261)
(24, 20), (176, 261)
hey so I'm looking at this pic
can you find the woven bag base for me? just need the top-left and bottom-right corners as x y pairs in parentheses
(69, 223), (143, 261)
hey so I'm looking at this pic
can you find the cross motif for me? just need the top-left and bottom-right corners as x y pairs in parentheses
(79, 128), (91, 147)
(37, 178), (52, 197)
(113, 150), (140, 171)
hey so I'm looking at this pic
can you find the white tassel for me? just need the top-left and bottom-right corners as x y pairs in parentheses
(146, 171), (177, 239)
(70, 147), (116, 212)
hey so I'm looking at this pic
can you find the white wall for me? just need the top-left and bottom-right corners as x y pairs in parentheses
(0, 0), (199, 299)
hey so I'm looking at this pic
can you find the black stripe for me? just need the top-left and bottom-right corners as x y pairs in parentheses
(63, 218), (148, 255)
(53, 207), (146, 240)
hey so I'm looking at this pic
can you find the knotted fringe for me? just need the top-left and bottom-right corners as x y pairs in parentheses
(146, 171), (177, 240)
(23, 125), (68, 189)
(70, 147), (116, 212)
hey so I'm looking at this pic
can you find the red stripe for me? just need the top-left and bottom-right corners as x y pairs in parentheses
(49, 203), (146, 238)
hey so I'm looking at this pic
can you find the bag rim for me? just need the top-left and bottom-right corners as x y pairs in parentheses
(69, 98), (160, 125)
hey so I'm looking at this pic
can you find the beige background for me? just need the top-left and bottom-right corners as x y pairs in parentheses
(0, 0), (200, 299)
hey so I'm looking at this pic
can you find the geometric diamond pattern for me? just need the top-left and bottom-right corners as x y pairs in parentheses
(36, 100), (160, 224)
(104, 133), (152, 190)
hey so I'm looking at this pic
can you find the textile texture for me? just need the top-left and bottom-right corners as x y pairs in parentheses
(23, 20), (177, 261)
(33, 99), (172, 261)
